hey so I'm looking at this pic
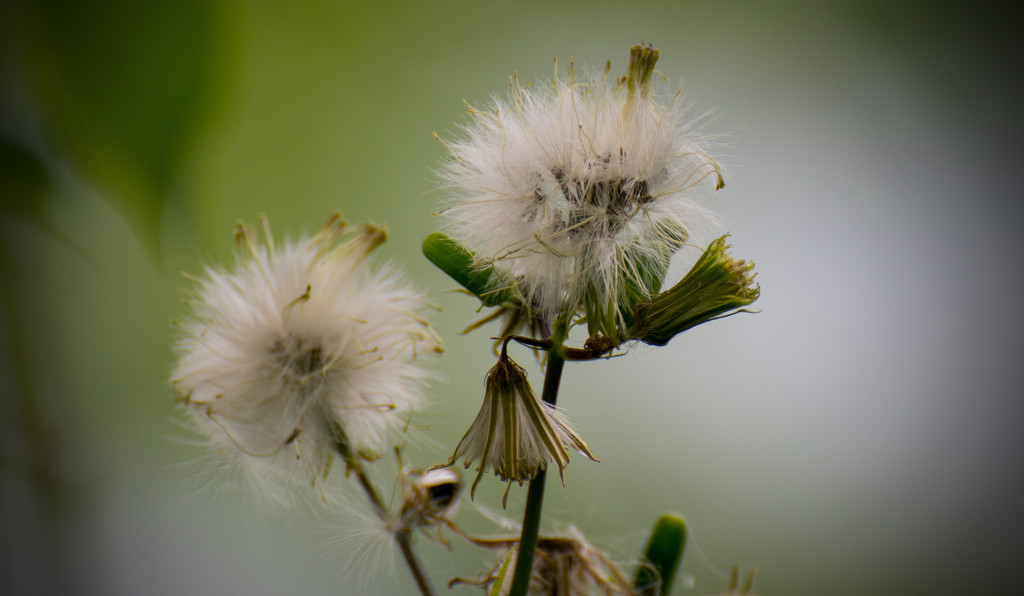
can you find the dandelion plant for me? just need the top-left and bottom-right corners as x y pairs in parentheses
(171, 45), (759, 596)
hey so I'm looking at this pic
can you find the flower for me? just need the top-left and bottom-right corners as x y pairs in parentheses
(171, 215), (441, 498)
(449, 348), (598, 504)
(438, 45), (723, 342)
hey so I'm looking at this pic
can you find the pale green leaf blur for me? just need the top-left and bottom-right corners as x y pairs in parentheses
(1, 1), (1020, 595)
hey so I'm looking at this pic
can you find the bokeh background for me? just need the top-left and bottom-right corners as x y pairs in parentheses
(2, 1), (1021, 595)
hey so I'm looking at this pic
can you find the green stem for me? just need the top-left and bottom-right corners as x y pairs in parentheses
(507, 334), (614, 361)
(336, 436), (435, 596)
(507, 351), (566, 596)
(396, 529), (434, 596)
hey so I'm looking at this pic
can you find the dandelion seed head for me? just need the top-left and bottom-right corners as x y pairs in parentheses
(171, 216), (441, 500)
(439, 46), (723, 331)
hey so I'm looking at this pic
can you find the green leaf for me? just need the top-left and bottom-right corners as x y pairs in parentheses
(18, 0), (225, 261)
(634, 513), (687, 596)
(422, 232), (517, 307)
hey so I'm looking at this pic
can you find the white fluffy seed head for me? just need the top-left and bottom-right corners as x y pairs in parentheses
(439, 46), (724, 333)
(171, 215), (442, 500)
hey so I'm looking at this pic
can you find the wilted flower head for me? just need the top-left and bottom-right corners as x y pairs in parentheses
(451, 526), (634, 595)
(449, 348), (597, 504)
(399, 466), (462, 531)
(439, 45), (723, 341)
(171, 215), (441, 498)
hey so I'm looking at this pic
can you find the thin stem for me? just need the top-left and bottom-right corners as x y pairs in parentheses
(508, 352), (566, 596)
(336, 437), (436, 596)
(539, 352), (566, 407)
(350, 463), (387, 518)
(396, 529), (435, 596)
(505, 334), (615, 361)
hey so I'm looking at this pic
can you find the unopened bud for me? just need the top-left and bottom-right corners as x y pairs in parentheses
(629, 235), (759, 346)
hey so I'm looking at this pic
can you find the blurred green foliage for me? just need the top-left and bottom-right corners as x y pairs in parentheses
(0, 137), (50, 225)
(16, 0), (223, 259)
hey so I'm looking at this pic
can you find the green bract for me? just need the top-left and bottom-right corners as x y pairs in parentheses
(628, 235), (759, 346)
(585, 221), (689, 345)
(422, 232), (518, 307)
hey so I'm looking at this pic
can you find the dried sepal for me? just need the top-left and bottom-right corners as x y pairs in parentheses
(451, 527), (635, 595)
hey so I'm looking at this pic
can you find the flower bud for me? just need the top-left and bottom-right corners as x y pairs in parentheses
(628, 235), (759, 346)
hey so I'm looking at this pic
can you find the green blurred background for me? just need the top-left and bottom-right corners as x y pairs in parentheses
(2, 1), (1021, 594)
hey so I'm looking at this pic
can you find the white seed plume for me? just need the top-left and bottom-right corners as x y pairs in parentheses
(171, 215), (441, 499)
(439, 46), (723, 331)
